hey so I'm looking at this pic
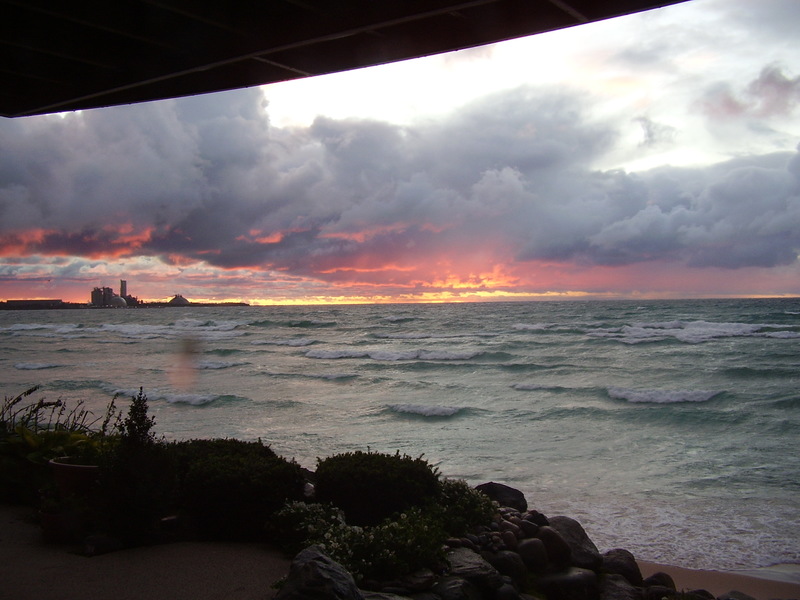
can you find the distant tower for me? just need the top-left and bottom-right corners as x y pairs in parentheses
(120, 279), (127, 298)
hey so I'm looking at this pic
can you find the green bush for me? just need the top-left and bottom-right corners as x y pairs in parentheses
(172, 439), (305, 540)
(0, 386), (114, 504)
(431, 478), (498, 537)
(272, 501), (446, 583)
(314, 450), (440, 526)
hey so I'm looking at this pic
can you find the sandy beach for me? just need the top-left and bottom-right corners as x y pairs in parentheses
(2, 504), (799, 600)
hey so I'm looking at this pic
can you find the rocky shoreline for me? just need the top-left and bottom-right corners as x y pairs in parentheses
(275, 482), (796, 600)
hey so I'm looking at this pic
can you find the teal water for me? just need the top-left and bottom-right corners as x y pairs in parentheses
(1, 298), (798, 570)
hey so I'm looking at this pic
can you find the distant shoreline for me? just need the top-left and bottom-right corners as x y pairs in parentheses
(0, 301), (249, 310)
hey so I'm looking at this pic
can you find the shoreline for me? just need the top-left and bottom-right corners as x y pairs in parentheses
(3, 504), (800, 600)
(638, 560), (800, 599)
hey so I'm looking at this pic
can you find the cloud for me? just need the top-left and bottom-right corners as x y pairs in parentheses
(699, 65), (800, 120)
(2, 70), (799, 299)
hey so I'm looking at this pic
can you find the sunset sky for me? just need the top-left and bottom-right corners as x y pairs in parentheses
(1, 0), (799, 305)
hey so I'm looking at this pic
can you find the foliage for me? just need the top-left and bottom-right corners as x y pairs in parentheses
(172, 438), (305, 541)
(272, 501), (447, 583)
(430, 478), (498, 537)
(314, 450), (440, 526)
(271, 468), (495, 583)
(0, 386), (116, 504)
(95, 389), (173, 545)
(116, 388), (156, 448)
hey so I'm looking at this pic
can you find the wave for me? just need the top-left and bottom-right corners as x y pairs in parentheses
(383, 315), (416, 323)
(286, 319), (337, 328)
(194, 359), (248, 370)
(107, 386), (245, 406)
(589, 320), (797, 344)
(305, 348), (482, 361)
(386, 403), (465, 418)
(608, 387), (723, 404)
(14, 362), (63, 370)
(511, 383), (572, 392)
(251, 337), (317, 347)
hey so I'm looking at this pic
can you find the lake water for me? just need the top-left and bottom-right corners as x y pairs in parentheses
(2, 298), (798, 572)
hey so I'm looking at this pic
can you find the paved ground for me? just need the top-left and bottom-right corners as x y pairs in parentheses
(0, 504), (291, 600)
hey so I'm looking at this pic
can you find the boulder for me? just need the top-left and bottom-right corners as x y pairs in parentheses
(598, 574), (642, 600)
(446, 547), (503, 593)
(537, 567), (599, 600)
(517, 538), (548, 572)
(602, 549), (643, 587)
(536, 526), (572, 569)
(275, 545), (365, 600)
(548, 516), (603, 572)
(431, 575), (483, 600)
(480, 550), (528, 589)
(476, 482), (528, 512)
(642, 572), (675, 590)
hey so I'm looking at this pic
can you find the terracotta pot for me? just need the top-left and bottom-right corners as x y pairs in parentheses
(49, 456), (100, 498)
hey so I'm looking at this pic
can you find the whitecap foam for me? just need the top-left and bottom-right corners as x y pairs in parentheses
(306, 348), (479, 361)
(194, 360), (247, 370)
(388, 403), (463, 417)
(418, 350), (480, 360)
(305, 349), (369, 359)
(251, 338), (317, 346)
(14, 362), (63, 370)
(158, 392), (220, 405)
(608, 387), (722, 404)
(589, 320), (790, 344)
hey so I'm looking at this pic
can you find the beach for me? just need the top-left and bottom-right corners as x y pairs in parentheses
(2, 504), (799, 600)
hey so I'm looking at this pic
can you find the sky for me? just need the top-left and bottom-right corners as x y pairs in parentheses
(1, 0), (799, 305)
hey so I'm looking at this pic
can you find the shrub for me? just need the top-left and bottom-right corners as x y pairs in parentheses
(431, 478), (498, 537)
(0, 386), (114, 504)
(314, 450), (440, 526)
(272, 501), (446, 583)
(172, 439), (305, 541)
(95, 389), (174, 545)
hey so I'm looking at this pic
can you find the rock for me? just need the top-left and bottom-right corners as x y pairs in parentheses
(525, 510), (550, 527)
(642, 572), (675, 590)
(548, 517), (603, 572)
(476, 482), (528, 512)
(642, 585), (677, 600)
(431, 575), (483, 600)
(536, 526), (572, 569)
(275, 545), (365, 600)
(602, 549), (643, 587)
(495, 582), (524, 600)
(517, 538), (548, 572)
(536, 567), (599, 600)
(598, 574), (642, 600)
(501, 530), (519, 550)
(518, 520), (540, 538)
(686, 590), (714, 600)
(362, 594), (413, 600)
(447, 547), (503, 593)
(481, 550), (528, 589)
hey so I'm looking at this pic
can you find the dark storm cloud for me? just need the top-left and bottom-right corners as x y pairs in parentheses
(1, 81), (799, 282)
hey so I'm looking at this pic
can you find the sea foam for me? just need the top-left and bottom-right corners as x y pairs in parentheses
(14, 362), (63, 370)
(388, 404), (463, 417)
(608, 387), (723, 404)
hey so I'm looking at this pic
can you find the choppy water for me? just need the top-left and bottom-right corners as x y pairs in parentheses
(1, 298), (798, 571)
